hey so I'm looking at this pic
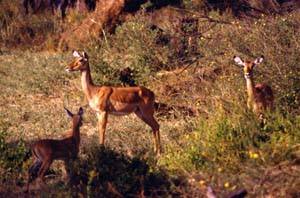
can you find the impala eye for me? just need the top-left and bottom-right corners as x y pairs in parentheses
(79, 58), (84, 62)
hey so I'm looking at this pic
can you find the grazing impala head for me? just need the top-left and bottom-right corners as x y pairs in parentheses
(26, 107), (84, 193)
(233, 55), (274, 115)
(65, 50), (89, 72)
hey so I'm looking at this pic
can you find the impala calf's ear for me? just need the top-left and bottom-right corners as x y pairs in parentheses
(82, 52), (89, 60)
(72, 50), (81, 58)
(78, 107), (84, 116)
(254, 55), (264, 65)
(64, 107), (74, 118)
(233, 56), (244, 66)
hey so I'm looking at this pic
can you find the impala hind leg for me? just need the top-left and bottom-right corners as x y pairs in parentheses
(26, 160), (42, 193)
(97, 112), (108, 146)
(135, 110), (161, 155)
(36, 159), (52, 184)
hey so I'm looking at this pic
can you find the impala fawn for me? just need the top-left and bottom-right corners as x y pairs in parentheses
(65, 50), (161, 155)
(26, 107), (83, 193)
(234, 56), (274, 115)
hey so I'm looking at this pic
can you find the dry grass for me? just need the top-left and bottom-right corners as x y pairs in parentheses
(0, 51), (187, 197)
(1, 1), (300, 197)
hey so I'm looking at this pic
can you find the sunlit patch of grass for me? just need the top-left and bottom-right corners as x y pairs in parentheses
(160, 107), (300, 196)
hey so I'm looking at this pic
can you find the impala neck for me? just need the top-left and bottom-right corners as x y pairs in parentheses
(72, 122), (81, 144)
(81, 64), (96, 101)
(245, 75), (255, 102)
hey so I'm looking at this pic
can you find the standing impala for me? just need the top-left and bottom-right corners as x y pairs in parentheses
(26, 107), (84, 193)
(233, 56), (274, 115)
(65, 51), (161, 155)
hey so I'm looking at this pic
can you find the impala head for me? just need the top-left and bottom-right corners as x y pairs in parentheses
(65, 50), (89, 72)
(64, 107), (84, 126)
(233, 55), (264, 79)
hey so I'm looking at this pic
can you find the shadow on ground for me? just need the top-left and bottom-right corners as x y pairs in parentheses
(69, 145), (173, 198)
(0, 138), (175, 198)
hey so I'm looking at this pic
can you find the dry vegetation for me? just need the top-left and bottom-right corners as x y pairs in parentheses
(1, 0), (300, 197)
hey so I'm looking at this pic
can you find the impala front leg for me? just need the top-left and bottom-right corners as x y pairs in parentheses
(154, 129), (161, 155)
(247, 98), (252, 111)
(97, 112), (108, 145)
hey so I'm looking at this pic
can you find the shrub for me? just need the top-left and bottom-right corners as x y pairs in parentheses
(69, 146), (172, 197)
(0, 123), (28, 183)
(160, 108), (300, 196)
(83, 13), (173, 86)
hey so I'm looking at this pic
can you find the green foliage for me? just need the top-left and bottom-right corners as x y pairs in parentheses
(84, 13), (172, 86)
(0, 124), (28, 182)
(67, 146), (171, 197)
(161, 109), (300, 195)
(192, 12), (300, 115)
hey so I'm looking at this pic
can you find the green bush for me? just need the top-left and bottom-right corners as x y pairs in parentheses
(0, 124), (28, 183)
(84, 13), (172, 86)
(68, 146), (171, 197)
(161, 109), (300, 195)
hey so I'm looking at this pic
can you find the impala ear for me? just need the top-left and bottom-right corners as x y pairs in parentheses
(254, 55), (264, 65)
(78, 107), (84, 116)
(82, 52), (89, 60)
(64, 107), (74, 118)
(233, 56), (244, 66)
(72, 50), (81, 58)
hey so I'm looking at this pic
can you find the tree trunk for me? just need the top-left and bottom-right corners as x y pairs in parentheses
(59, 0), (125, 50)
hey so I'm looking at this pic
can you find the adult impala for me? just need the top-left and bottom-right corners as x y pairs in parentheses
(234, 55), (274, 115)
(26, 107), (84, 193)
(65, 50), (161, 155)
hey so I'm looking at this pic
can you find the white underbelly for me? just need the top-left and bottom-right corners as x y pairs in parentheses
(89, 101), (99, 112)
(110, 111), (132, 116)
(89, 99), (138, 115)
(109, 100), (138, 113)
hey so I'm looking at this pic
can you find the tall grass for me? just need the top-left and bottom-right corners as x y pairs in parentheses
(0, 0), (64, 50)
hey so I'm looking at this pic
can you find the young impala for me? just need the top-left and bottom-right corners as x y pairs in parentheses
(26, 107), (84, 193)
(233, 56), (274, 115)
(65, 50), (161, 155)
